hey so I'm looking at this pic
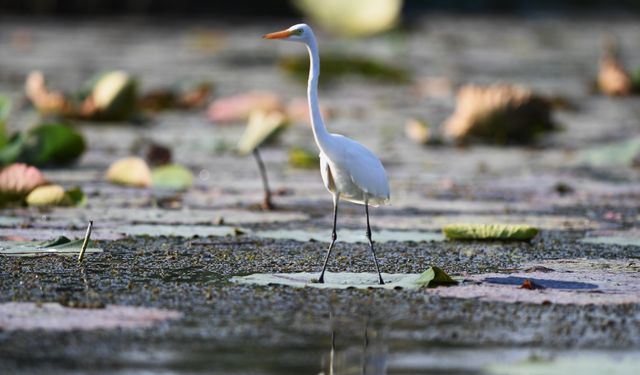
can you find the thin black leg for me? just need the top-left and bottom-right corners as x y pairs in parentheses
(252, 148), (273, 210)
(319, 195), (339, 283)
(365, 203), (384, 285)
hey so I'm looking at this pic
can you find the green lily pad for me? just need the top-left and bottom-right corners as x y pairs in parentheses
(486, 353), (640, 375)
(0, 236), (102, 257)
(579, 235), (640, 247)
(151, 164), (194, 190)
(279, 54), (410, 85)
(0, 95), (11, 147)
(578, 138), (640, 168)
(0, 123), (86, 167)
(443, 224), (539, 241)
(231, 267), (458, 290)
(288, 147), (318, 169)
(237, 110), (288, 155)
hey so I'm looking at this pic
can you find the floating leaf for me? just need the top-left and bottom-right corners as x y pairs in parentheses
(253, 228), (445, 243)
(0, 236), (102, 257)
(0, 95), (11, 148)
(25, 184), (86, 207)
(292, 0), (403, 37)
(106, 157), (152, 187)
(486, 353), (640, 375)
(443, 84), (555, 145)
(280, 54), (409, 85)
(90, 71), (138, 121)
(25, 184), (67, 206)
(288, 147), (318, 169)
(0, 163), (47, 206)
(443, 224), (539, 241)
(597, 41), (633, 97)
(578, 138), (640, 168)
(208, 91), (281, 123)
(25, 71), (75, 116)
(151, 164), (194, 190)
(65, 186), (87, 207)
(237, 110), (288, 155)
(415, 266), (459, 288)
(21, 123), (85, 166)
(232, 267), (457, 290)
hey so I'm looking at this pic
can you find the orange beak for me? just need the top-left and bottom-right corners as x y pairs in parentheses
(263, 29), (292, 39)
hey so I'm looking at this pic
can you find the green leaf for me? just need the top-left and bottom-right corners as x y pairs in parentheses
(237, 110), (288, 155)
(578, 138), (640, 168)
(0, 133), (28, 166)
(0, 95), (11, 148)
(231, 268), (458, 290)
(23, 124), (86, 166)
(65, 186), (87, 207)
(415, 266), (459, 288)
(279, 54), (410, 85)
(0, 236), (102, 257)
(151, 164), (194, 190)
(288, 147), (318, 169)
(443, 224), (539, 241)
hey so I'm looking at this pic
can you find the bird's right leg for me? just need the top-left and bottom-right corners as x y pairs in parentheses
(252, 148), (273, 210)
(319, 194), (339, 283)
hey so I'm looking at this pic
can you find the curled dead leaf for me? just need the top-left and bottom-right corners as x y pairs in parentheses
(25, 71), (75, 116)
(444, 84), (554, 145)
(0, 163), (47, 205)
(404, 118), (431, 145)
(598, 42), (632, 97)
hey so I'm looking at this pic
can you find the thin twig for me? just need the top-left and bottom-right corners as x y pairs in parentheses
(252, 148), (273, 210)
(78, 220), (93, 262)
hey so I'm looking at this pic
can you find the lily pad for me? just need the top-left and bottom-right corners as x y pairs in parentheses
(0, 236), (102, 257)
(106, 157), (152, 187)
(0, 95), (11, 147)
(443, 224), (539, 241)
(279, 54), (410, 85)
(231, 267), (457, 290)
(579, 235), (640, 247)
(578, 138), (640, 168)
(486, 353), (640, 375)
(236, 110), (288, 155)
(151, 164), (194, 190)
(0, 123), (85, 167)
(288, 147), (318, 169)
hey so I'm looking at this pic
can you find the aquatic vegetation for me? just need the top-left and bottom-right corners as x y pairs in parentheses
(443, 224), (539, 241)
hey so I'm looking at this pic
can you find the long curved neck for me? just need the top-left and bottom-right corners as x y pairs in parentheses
(305, 37), (333, 154)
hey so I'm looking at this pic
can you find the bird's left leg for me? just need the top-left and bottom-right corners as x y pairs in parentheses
(365, 201), (384, 285)
(319, 193), (339, 283)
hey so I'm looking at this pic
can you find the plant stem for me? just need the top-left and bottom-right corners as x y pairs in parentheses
(252, 148), (273, 210)
(78, 220), (93, 262)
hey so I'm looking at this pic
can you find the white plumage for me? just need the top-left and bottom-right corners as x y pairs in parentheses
(264, 23), (389, 284)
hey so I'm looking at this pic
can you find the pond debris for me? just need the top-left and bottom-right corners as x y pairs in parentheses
(26, 184), (67, 207)
(519, 278), (545, 290)
(292, 0), (403, 37)
(26, 70), (138, 121)
(78, 221), (93, 262)
(443, 224), (539, 241)
(443, 84), (555, 145)
(208, 91), (282, 123)
(597, 39), (633, 97)
(138, 82), (212, 112)
(131, 139), (172, 167)
(0, 163), (47, 206)
(106, 157), (152, 187)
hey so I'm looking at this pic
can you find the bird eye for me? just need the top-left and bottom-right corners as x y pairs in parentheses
(295, 29), (303, 35)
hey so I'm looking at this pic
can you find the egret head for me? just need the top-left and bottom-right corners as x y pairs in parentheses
(263, 23), (313, 44)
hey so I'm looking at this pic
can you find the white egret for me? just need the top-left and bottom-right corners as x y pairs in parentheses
(264, 24), (390, 284)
